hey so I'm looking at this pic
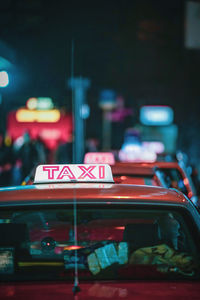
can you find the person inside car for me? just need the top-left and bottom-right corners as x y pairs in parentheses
(87, 213), (196, 277)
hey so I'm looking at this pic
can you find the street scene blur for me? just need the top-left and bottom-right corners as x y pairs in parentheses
(0, 1), (200, 299)
(0, 1), (200, 192)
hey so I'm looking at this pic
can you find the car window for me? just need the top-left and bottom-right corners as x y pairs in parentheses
(0, 206), (199, 281)
(158, 168), (188, 195)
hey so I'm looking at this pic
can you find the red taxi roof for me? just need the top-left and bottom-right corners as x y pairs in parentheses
(0, 183), (188, 206)
(141, 161), (185, 171)
(111, 163), (156, 175)
(109, 161), (196, 201)
(112, 161), (182, 171)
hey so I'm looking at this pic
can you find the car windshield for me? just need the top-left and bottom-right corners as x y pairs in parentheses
(0, 205), (199, 282)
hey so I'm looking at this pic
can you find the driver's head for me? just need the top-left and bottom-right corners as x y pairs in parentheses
(157, 213), (180, 250)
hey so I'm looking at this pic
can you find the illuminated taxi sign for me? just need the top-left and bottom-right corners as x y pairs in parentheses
(142, 141), (165, 154)
(119, 143), (157, 162)
(34, 164), (114, 184)
(84, 152), (115, 165)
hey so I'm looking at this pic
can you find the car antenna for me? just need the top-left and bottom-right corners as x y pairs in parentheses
(71, 39), (81, 296)
(72, 186), (81, 295)
(71, 39), (76, 164)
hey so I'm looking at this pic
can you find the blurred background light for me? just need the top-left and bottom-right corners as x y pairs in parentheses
(142, 141), (165, 154)
(26, 97), (38, 110)
(16, 108), (60, 123)
(140, 105), (174, 126)
(0, 71), (9, 87)
(119, 139), (157, 162)
(26, 97), (54, 110)
(81, 103), (90, 119)
(37, 97), (54, 110)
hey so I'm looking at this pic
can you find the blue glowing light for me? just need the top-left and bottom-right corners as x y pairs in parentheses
(140, 106), (174, 126)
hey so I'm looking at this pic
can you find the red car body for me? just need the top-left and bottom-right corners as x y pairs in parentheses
(111, 163), (165, 186)
(1, 281), (200, 300)
(0, 164), (200, 299)
(112, 161), (198, 204)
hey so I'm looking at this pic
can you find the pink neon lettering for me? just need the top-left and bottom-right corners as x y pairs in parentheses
(99, 166), (105, 178)
(43, 166), (59, 179)
(57, 166), (76, 180)
(78, 166), (96, 179)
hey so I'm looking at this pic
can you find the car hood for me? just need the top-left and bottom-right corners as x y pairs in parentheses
(1, 281), (200, 299)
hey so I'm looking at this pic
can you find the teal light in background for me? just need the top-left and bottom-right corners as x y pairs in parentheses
(37, 97), (54, 110)
(0, 71), (9, 87)
(140, 105), (174, 126)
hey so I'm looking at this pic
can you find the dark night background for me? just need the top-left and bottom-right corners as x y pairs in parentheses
(0, 0), (200, 168)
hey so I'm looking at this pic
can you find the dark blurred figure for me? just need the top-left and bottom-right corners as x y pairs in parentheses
(32, 137), (47, 165)
(55, 136), (73, 164)
(190, 166), (200, 196)
(16, 132), (46, 181)
(85, 137), (100, 153)
(0, 133), (16, 187)
(11, 159), (23, 186)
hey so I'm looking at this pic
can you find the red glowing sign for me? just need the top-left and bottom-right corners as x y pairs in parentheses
(7, 110), (73, 150)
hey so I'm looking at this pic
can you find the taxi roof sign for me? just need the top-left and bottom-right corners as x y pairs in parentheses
(84, 152), (115, 165)
(34, 164), (114, 184)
